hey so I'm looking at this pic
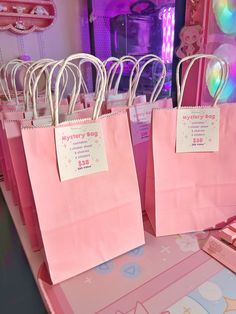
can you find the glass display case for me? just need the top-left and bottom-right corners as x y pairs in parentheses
(87, 0), (180, 99)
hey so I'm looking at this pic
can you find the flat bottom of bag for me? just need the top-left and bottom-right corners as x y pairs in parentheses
(2, 182), (236, 314)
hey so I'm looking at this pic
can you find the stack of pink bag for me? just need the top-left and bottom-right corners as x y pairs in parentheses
(1, 52), (236, 284)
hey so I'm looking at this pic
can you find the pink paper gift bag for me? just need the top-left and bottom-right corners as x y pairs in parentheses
(0, 114), (20, 205)
(0, 115), (10, 189)
(127, 56), (170, 210)
(146, 54), (236, 236)
(4, 119), (42, 250)
(131, 98), (172, 211)
(21, 54), (145, 284)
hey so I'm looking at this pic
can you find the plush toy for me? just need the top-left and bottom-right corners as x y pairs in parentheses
(15, 20), (26, 30)
(13, 6), (26, 14)
(0, 4), (7, 12)
(31, 6), (49, 16)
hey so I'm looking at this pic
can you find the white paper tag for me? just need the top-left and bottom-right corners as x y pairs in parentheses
(107, 92), (128, 101)
(176, 107), (220, 153)
(55, 122), (108, 181)
(32, 116), (52, 126)
(59, 113), (76, 123)
(24, 111), (33, 119)
(129, 103), (156, 145)
(84, 93), (95, 103)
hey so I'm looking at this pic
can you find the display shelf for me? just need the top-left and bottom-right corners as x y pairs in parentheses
(0, 0), (56, 34)
(0, 12), (54, 19)
(1, 181), (234, 313)
(0, 0), (54, 7)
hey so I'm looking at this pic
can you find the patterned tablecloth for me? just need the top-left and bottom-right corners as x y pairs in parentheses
(1, 183), (236, 314)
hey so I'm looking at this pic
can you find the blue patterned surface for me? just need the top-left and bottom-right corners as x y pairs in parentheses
(188, 269), (236, 314)
(121, 263), (141, 279)
(95, 261), (114, 274)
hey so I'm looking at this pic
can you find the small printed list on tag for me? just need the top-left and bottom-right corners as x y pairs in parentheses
(55, 123), (108, 181)
(176, 107), (220, 153)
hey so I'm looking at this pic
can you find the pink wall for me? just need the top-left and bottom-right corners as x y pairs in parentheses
(0, 0), (90, 63)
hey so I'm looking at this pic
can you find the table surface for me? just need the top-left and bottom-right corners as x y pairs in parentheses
(1, 184), (236, 314)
